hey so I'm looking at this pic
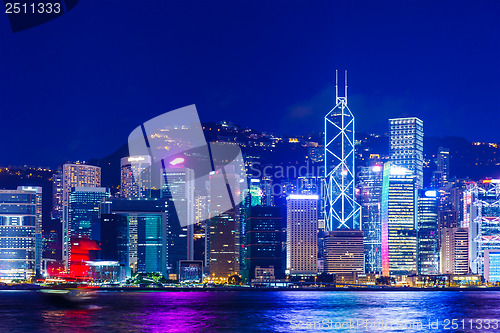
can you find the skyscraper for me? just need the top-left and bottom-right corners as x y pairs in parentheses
(431, 147), (450, 189)
(0, 187), (42, 281)
(120, 156), (152, 199)
(286, 194), (318, 276)
(67, 187), (110, 272)
(464, 180), (500, 275)
(245, 206), (282, 282)
(100, 198), (170, 277)
(389, 117), (424, 189)
(484, 249), (500, 283)
(60, 163), (101, 266)
(357, 162), (383, 274)
(417, 189), (440, 275)
(68, 187), (110, 242)
(161, 166), (195, 261)
(440, 227), (468, 275)
(323, 70), (361, 231)
(208, 171), (242, 280)
(324, 230), (364, 275)
(52, 168), (63, 219)
(381, 163), (417, 276)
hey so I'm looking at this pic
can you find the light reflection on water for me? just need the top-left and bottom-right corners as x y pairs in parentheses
(1, 290), (499, 332)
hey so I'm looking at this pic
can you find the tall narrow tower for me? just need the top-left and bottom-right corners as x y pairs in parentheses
(323, 70), (361, 230)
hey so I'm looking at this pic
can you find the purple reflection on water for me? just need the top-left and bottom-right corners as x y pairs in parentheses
(3, 291), (500, 332)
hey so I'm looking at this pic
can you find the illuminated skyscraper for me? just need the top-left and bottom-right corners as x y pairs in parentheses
(381, 163), (417, 276)
(100, 198), (170, 277)
(464, 180), (500, 275)
(61, 163), (101, 266)
(431, 147), (450, 189)
(68, 187), (110, 242)
(286, 194), (318, 276)
(120, 155), (152, 199)
(245, 206), (282, 282)
(208, 171), (242, 280)
(417, 189), (440, 275)
(484, 249), (500, 283)
(389, 117), (424, 189)
(324, 230), (364, 275)
(0, 187), (42, 281)
(52, 167), (63, 219)
(440, 227), (468, 275)
(357, 162), (383, 274)
(323, 70), (361, 231)
(261, 177), (274, 206)
(161, 166), (195, 261)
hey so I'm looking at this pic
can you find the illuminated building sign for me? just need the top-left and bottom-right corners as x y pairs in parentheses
(170, 157), (185, 166)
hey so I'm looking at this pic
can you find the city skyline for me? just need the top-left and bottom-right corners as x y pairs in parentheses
(2, 2), (500, 331)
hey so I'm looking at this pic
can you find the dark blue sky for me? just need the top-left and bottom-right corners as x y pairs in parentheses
(1, 0), (499, 167)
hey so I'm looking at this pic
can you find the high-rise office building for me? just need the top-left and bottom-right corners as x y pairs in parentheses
(381, 163), (417, 276)
(324, 70), (361, 231)
(464, 180), (500, 275)
(261, 177), (274, 206)
(68, 187), (110, 242)
(431, 147), (450, 189)
(0, 187), (42, 281)
(324, 230), (364, 275)
(389, 117), (424, 189)
(100, 213), (128, 277)
(484, 249), (500, 283)
(440, 227), (468, 275)
(161, 166), (195, 261)
(67, 187), (110, 269)
(357, 162), (383, 274)
(120, 155), (151, 199)
(52, 167), (63, 219)
(417, 189), (440, 275)
(100, 198), (171, 277)
(245, 206), (282, 282)
(286, 194), (318, 276)
(207, 171), (242, 280)
(245, 179), (264, 207)
(60, 163), (101, 266)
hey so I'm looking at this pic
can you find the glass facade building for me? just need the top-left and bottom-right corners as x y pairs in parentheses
(484, 249), (500, 283)
(245, 206), (282, 282)
(161, 167), (194, 262)
(0, 187), (42, 281)
(100, 198), (172, 277)
(389, 117), (424, 189)
(381, 163), (417, 276)
(357, 162), (383, 274)
(417, 189), (440, 275)
(68, 187), (110, 242)
(464, 180), (500, 275)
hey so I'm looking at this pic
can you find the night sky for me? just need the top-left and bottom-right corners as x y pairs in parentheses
(0, 0), (499, 167)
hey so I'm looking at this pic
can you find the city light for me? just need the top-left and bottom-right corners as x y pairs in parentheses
(287, 194), (319, 200)
(169, 157), (185, 165)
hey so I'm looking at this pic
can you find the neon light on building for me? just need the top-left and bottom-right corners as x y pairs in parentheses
(323, 70), (361, 231)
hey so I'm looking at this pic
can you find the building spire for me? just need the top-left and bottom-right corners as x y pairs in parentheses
(344, 70), (348, 101)
(335, 69), (338, 101)
(335, 69), (348, 104)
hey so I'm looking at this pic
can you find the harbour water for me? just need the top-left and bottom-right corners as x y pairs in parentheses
(1, 290), (499, 332)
